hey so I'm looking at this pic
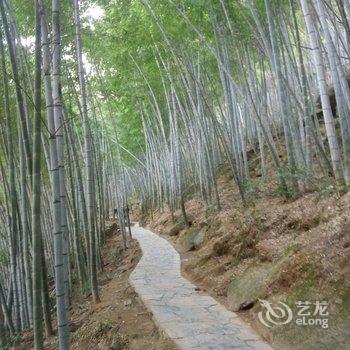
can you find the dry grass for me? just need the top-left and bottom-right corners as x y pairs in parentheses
(141, 170), (350, 350)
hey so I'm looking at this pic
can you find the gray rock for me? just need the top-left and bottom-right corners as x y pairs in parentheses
(123, 299), (132, 307)
(227, 263), (271, 311)
(168, 222), (185, 236)
(193, 226), (207, 249)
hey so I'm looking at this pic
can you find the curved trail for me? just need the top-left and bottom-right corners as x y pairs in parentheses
(129, 224), (273, 350)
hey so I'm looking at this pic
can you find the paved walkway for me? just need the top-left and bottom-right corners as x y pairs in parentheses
(129, 224), (274, 350)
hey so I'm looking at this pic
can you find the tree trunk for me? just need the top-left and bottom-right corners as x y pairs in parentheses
(51, 0), (70, 348)
(32, 1), (43, 347)
(73, 0), (100, 303)
(300, 0), (345, 186)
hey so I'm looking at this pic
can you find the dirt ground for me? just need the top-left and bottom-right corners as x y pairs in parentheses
(19, 222), (176, 350)
(140, 166), (350, 350)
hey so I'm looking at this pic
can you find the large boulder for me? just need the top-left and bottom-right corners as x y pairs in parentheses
(193, 226), (207, 249)
(167, 214), (195, 236)
(168, 222), (185, 236)
(227, 263), (272, 311)
(181, 225), (208, 251)
(227, 245), (295, 311)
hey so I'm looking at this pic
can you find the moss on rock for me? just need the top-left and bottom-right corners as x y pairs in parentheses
(228, 262), (272, 311)
(181, 225), (208, 251)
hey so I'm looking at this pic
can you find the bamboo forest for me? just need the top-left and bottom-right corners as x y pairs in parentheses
(0, 0), (349, 349)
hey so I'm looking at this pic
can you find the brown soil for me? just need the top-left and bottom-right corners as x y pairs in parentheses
(19, 222), (176, 350)
(138, 167), (350, 350)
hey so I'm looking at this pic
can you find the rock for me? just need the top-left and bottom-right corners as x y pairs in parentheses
(178, 213), (194, 226)
(181, 225), (208, 251)
(168, 222), (185, 236)
(227, 263), (272, 311)
(123, 299), (132, 307)
(181, 228), (198, 251)
(193, 226), (207, 249)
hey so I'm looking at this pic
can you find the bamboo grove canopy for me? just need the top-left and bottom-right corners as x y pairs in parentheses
(0, 0), (350, 349)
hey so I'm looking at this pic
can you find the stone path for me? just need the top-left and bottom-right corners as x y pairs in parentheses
(129, 224), (274, 350)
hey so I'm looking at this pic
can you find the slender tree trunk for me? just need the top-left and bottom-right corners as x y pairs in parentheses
(314, 0), (350, 184)
(32, 1), (43, 347)
(0, 280), (15, 336)
(0, 0), (32, 175)
(41, 251), (53, 337)
(73, 0), (100, 303)
(0, 31), (16, 341)
(51, 0), (70, 348)
(300, 0), (345, 186)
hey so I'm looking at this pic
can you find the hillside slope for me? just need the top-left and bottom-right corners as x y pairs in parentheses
(140, 167), (350, 350)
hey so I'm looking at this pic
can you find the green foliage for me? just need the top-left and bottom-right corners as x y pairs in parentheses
(80, 0), (270, 163)
(0, 248), (9, 267)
